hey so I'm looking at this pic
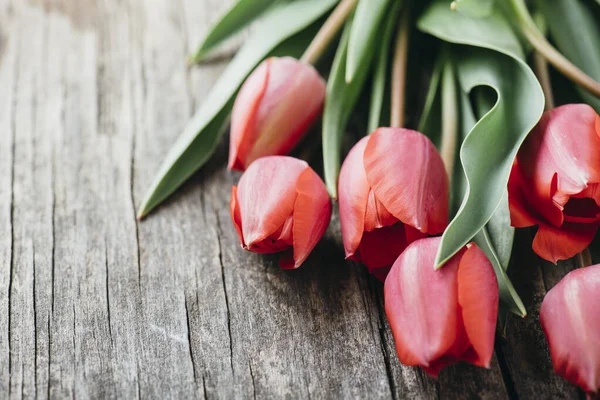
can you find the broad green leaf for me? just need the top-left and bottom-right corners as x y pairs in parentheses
(452, 0), (496, 18)
(455, 81), (525, 316)
(189, 0), (279, 63)
(418, 1), (544, 267)
(536, 0), (600, 112)
(368, 1), (400, 133)
(346, 0), (391, 83)
(138, 0), (338, 218)
(323, 17), (376, 198)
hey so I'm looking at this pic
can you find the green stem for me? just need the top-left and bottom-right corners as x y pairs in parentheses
(440, 58), (458, 181)
(509, 0), (600, 98)
(300, 0), (358, 65)
(390, 8), (410, 129)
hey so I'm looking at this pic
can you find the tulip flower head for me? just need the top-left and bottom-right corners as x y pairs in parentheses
(228, 57), (326, 171)
(540, 264), (600, 394)
(508, 104), (600, 263)
(384, 237), (499, 377)
(230, 156), (332, 269)
(338, 128), (449, 280)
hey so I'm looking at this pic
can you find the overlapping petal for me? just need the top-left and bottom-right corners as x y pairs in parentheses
(540, 265), (600, 393)
(231, 156), (331, 269)
(509, 104), (600, 262)
(229, 57), (326, 171)
(364, 128), (449, 234)
(384, 237), (498, 377)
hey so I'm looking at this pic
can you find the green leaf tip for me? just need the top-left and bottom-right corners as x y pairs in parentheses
(140, 0), (338, 217)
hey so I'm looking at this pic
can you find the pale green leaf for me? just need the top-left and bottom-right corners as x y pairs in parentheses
(368, 1), (400, 133)
(323, 17), (376, 198)
(138, 0), (338, 218)
(454, 82), (524, 316)
(418, 1), (544, 267)
(189, 0), (279, 63)
(536, 0), (600, 112)
(346, 0), (392, 83)
(452, 0), (496, 18)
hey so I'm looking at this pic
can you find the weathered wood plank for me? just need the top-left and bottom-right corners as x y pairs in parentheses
(0, 0), (590, 398)
(500, 230), (583, 399)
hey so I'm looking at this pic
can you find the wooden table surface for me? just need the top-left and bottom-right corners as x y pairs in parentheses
(0, 0), (585, 398)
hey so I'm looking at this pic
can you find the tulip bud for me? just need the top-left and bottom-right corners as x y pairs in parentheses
(338, 128), (449, 280)
(230, 156), (331, 269)
(385, 237), (499, 377)
(508, 104), (600, 263)
(540, 265), (600, 394)
(228, 57), (326, 171)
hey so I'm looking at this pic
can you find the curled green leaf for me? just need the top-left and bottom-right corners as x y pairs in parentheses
(418, 1), (544, 267)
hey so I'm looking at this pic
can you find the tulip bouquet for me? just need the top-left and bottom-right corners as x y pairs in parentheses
(136, 0), (600, 393)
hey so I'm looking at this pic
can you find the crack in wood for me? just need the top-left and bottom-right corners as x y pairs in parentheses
(214, 212), (234, 375)
(104, 240), (113, 345)
(184, 297), (199, 387)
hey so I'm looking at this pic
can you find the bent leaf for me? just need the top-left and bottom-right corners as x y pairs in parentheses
(368, 1), (400, 133)
(189, 0), (278, 64)
(323, 17), (376, 198)
(454, 75), (524, 316)
(418, 1), (544, 267)
(346, 0), (392, 83)
(138, 0), (338, 218)
(536, 0), (600, 112)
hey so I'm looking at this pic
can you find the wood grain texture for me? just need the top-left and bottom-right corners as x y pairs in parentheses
(0, 0), (586, 398)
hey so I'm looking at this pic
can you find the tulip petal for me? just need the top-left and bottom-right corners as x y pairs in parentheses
(457, 243), (499, 368)
(247, 57), (326, 164)
(230, 186), (244, 244)
(540, 265), (600, 393)
(517, 104), (600, 225)
(364, 128), (449, 234)
(508, 161), (540, 228)
(229, 59), (270, 170)
(338, 137), (370, 259)
(364, 189), (397, 232)
(291, 167), (332, 268)
(532, 222), (598, 263)
(356, 223), (410, 281)
(237, 156), (307, 247)
(384, 237), (461, 376)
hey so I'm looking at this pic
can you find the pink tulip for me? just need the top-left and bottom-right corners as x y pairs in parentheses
(228, 57), (326, 171)
(508, 104), (600, 263)
(540, 264), (600, 393)
(338, 128), (449, 280)
(230, 156), (331, 269)
(385, 237), (499, 377)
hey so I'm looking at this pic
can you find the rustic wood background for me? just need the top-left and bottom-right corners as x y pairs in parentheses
(0, 0), (585, 398)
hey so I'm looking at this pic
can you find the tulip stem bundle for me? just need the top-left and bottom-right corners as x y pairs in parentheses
(390, 8), (410, 129)
(440, 60), (458, 180)
(509, 0), (600, 98)
(300, 0), (358, 66)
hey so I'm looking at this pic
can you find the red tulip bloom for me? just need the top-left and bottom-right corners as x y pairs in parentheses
(230, 156), (331, 269)
(338, 128), (449, 280)
(540, 264), (600, 394)
(508, 104), (600, 263)
(228, 57), (326, 171)
(385, 237), (499, 377)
